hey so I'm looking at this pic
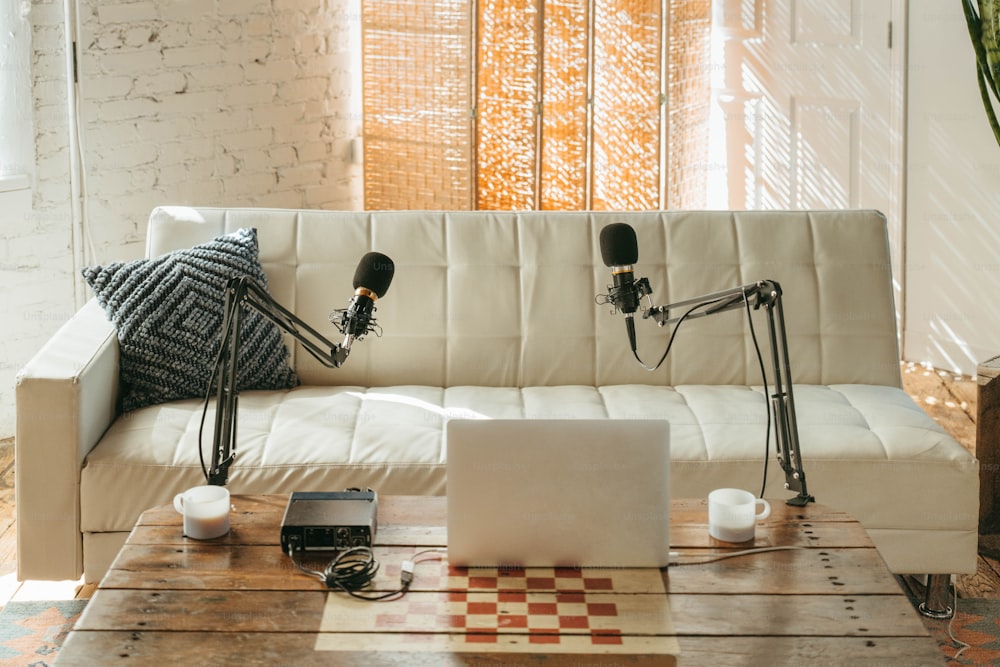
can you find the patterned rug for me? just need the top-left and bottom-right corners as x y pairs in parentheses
(921, 597), (1000, 665)
(0, 600), (87, 666)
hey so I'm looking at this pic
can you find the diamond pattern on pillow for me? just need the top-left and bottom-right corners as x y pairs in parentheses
(82, 227), (298, 412)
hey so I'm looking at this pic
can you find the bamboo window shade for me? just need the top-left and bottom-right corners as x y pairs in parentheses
(362, 0), (711, 211)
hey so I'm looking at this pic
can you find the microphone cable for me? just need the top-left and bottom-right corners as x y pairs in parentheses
(743, 295), (774, 499)
(631, 288), (774, 500)
(632, 292), (751, 373)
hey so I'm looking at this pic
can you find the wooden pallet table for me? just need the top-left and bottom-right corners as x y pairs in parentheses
(56, 495), (942, 665)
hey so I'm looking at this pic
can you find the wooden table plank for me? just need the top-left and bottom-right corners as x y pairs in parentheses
(671, 520), (875, 548)
(58, 631), (943, 667)
(669, 592), (929, 637)
(666, 546), (905, 595)
(99, 544), (313, 591)
(676, 635), (945, 666)
(57, 631), (674, 666)
(72, 588), (932, 657)
(74, 589), (329, 633)
(103, 542), (902, 597)
(669, 497), (856, 522)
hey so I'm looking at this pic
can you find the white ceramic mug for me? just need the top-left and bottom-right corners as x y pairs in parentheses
(708, 488), (771, 543)
(173, 485), (231, 539)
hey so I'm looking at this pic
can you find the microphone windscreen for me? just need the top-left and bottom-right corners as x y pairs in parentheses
(353, 251), (395, 297)
(599, 223), (638, 267)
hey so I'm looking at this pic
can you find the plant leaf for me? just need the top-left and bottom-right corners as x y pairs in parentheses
(982, 0), (1000, 83)
(964, 0), (1000, 147)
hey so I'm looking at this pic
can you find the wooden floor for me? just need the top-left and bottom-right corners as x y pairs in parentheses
(0, 360), (992, 603)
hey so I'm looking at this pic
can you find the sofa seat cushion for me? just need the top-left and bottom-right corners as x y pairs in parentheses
(80, 383), (976, 547)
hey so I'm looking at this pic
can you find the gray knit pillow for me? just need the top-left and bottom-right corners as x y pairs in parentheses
(83, 227), (298, 412)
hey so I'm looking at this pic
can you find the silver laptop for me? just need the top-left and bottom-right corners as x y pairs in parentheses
(446, 419), (671, 568)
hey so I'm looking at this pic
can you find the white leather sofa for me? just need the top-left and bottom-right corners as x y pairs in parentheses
(16, 207), (978, 590)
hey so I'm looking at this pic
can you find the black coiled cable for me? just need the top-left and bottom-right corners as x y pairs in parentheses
(290, 545), (407, 601)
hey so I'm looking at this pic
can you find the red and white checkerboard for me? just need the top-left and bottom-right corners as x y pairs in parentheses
(316, 550), (677, 657)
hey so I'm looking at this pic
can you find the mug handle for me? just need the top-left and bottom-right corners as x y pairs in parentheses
(755, 498), (771, 521)
(173, 493), (186, 514)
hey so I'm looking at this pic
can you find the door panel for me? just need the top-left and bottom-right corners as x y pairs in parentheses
(792, 97), (859, 209)
(714, 0), (903, 335)
(718, 0), (893, 212)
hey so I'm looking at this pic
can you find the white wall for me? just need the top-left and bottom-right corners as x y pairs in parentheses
(905, 1), (1000, 376)
(1, 0), (74, 439)
(73, 0), (364, 263)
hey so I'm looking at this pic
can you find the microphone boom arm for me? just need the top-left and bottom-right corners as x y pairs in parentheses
(207, 275), (353, 486)
(644, 280), (813, 507)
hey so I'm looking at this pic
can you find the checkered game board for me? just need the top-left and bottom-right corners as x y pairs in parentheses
(316, 549), (678, 657)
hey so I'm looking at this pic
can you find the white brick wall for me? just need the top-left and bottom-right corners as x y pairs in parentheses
(0, 181), (78, 441)
(8, 0), (363, 438)
(72, 0), (362, 262)
(1, 0), (74, 439)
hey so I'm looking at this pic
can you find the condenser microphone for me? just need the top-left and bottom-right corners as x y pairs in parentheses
(333, 252), (395, 356)
(599, 223), (641, 315)
(598, 223), (649, 352)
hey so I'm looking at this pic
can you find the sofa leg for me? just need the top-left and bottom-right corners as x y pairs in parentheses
(917, 574), (954, 619)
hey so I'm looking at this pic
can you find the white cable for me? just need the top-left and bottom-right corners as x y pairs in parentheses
(66, 0), (97, 307)
(668, 545), (805, 565)
(947, 584), (970, 660)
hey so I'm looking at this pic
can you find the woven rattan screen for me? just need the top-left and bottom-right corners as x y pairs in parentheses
(666, 0), (711, 209)
(590, 0), (663, 210)
(362, 1), (474, 210)
(362, 1), (710, 211)
(476, 0), (542, 210)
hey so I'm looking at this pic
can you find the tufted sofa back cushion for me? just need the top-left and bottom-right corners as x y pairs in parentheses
(146, 207), (900, 388)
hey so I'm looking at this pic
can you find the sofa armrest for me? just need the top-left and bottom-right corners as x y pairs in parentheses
(15, 299), (119, 581)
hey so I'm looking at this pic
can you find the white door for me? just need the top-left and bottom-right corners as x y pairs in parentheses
(711, 0), (904, 282)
